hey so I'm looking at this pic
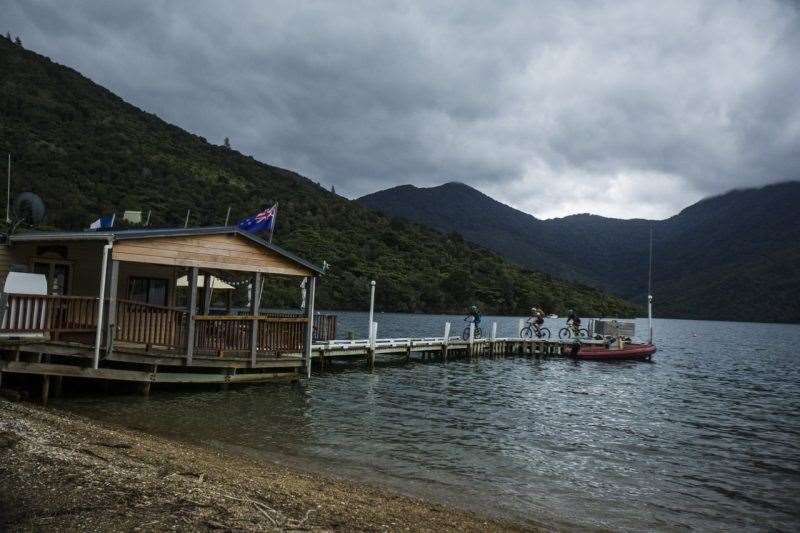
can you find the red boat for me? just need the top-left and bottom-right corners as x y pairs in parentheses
(573, 342), (656, 361)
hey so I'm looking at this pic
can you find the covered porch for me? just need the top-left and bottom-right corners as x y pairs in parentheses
(0, 227), (334, 387)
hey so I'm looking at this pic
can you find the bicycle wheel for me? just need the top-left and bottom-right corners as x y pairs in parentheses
(578, 328), (590, 338)
(558, 327), (571, 339)
(462, 326), (471, 341)
(520, 326), (533, 339)
(538, 327), (551, 339)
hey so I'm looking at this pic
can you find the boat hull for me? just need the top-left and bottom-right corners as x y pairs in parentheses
(576, 343), (656, 361)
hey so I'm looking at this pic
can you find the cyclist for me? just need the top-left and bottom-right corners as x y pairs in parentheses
(466, 305), (482, 327)
(528, 306), (545, 333)
(566, 309), (581, 334)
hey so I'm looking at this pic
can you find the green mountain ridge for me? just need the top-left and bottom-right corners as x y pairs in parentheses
(0, 38), (637, 318)
(359, 181), (800, 323)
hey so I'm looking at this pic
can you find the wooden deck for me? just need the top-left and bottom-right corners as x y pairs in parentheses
(0, 292), (335, 393)
(0, 300), (610, 403)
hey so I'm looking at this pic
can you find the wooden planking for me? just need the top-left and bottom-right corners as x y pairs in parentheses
(0, 360), (296, 383)
(112, 234), (313, 276)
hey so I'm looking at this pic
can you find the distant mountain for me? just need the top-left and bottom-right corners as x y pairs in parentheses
(359, 181), (800, 323)
(0, 37), (637, 318)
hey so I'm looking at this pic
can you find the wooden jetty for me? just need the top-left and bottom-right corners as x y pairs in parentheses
(310, 323), (598, 371)
(0, 226), (632, 403)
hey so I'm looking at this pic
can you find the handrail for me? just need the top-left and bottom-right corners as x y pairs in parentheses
(193, 315), (309, 322)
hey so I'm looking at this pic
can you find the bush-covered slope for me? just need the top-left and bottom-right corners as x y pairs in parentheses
(359, 181), (800, 323)
(0, 38), (637, 317)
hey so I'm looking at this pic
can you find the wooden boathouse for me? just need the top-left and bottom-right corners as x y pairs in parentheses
(0, 226), (334, 397)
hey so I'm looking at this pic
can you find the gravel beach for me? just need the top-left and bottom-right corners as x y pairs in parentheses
(0, 399), (529, 532)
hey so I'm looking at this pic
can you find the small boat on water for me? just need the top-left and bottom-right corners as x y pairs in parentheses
(575, 342), (656, 361)
(570, 228), (657, 362)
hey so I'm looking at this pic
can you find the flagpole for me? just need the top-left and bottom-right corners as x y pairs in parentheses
(269, 203), (277, 244)
(184, 209), (190, 228)
(224, 206), (231, 226)
(6, 153), (11, 224)
(145, 210), (151, 226)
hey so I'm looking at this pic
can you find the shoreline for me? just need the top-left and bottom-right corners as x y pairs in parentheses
(0, 399), (530, 531)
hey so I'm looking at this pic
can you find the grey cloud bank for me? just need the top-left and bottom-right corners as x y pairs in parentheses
(6, 0), (799, 219)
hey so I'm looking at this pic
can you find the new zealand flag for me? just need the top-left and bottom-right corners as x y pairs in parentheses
(237, 205), (276, 233)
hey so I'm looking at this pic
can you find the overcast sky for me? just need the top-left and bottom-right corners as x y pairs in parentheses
(6, 1), (800, 219)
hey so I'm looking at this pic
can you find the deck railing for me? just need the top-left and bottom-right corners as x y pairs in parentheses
(115, 299), (188, 348)
(193, 315), (309, 355)
(0, 294), (99, 335)
(1, 292), (336, 355)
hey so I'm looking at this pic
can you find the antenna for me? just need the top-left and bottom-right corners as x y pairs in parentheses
(6, 154), (11, 224)
(647, 226), (654, 344)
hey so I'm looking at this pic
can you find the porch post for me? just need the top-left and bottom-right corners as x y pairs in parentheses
(105, 259), (120, 357)
(202, 272), (213, 315)
(93, 243), (113, 370)
(250, 272), (262, 367)
(304, 276), (317, 379)
(186, 267), (198, 365)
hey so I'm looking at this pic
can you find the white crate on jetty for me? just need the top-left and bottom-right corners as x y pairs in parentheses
(0, 227), (336, 402)
(593, 319), (635, 338)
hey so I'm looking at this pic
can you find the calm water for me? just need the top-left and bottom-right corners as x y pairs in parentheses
(55, 314), (800, 531)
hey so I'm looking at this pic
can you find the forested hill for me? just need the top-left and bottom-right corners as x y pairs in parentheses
(0, 38), (637, 317)
(359, 181), (800, 323)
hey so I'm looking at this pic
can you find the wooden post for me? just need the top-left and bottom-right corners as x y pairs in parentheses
(368, 321), (377, 370)
(304, 276), (317, 379)
(250, 272), (262, 367)
(93, 243), (112, 369)
(442, 321), (450, 361)
(186, 267), (198, 365)
(106, 259), (120, 357)
(468, 322), (475, 358)
(367, 280), (376, 342)
(202, 273), (214, 315)
(142, 364), (156, 396)
(406, 341), (412, 362)
(53, 376), (63, 398)
(41, 375), (50, 405)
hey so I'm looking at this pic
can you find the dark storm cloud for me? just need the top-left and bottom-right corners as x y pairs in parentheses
(6, 1), (800, 219)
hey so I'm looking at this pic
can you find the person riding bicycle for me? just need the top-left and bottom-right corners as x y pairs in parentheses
(528, 306), (545, 328)
(466, 305), (482, 327)
(566, 309), (581, 333)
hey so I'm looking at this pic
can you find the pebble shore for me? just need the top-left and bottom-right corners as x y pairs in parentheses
(0, 399), (530, 531)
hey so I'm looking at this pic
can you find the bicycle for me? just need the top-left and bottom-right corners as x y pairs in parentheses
(462, 317), (483, 340)
(558, 323), (589, 340)
(520, 321), (551, 339)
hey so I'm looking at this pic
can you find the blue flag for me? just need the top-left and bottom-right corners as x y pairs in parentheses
(237, 205), (276, 233)
(88, 213), (115, 230)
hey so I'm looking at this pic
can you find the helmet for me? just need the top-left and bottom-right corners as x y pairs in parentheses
(470, 305), (477, 311)
(568, 309), (574, 315)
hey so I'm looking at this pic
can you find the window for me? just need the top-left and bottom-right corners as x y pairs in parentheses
(32, 261), (71, 295)
(128, 277), (168, 306)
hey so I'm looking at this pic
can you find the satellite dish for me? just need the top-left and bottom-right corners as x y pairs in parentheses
(11, 192), (46, 230)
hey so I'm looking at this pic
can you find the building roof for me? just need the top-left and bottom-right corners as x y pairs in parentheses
(8, 226), (324, 274)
